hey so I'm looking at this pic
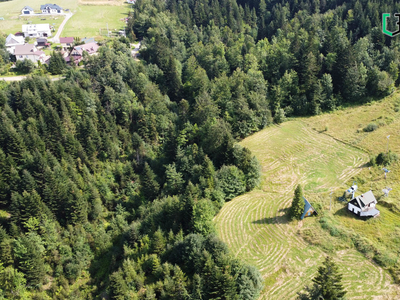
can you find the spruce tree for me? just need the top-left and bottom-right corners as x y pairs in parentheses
(289, 184), (304, 220)
(141, 162), (160, 201)
(298, 256), (347, 299)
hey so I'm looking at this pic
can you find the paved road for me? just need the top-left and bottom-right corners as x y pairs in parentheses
(0, 76), (65, 82)
(49, 13), (73, 43)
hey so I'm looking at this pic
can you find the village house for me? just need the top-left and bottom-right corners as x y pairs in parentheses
(22, 24), (52, 38)
(5, 34), (25, 54)
(40, 4), (63, 14)
(14, 44), (46, 64)
(67, 42), (100, 64)
(21, 6), (35, 15)
(348, 190), (380, 217)
(60, 37), (74, 50)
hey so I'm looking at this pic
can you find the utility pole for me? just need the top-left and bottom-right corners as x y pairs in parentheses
(387, 135), (390, 154)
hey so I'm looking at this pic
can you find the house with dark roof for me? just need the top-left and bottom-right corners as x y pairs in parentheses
(348, 190), (380, 217)
(40, 4), (63, 14)
(301, 197), (317, 219)
(21, 6), (35, 15)
(14, 44), (46, 64)
(60, 37), (74, 49)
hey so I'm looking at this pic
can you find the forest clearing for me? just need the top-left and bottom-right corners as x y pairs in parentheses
(215, 93), (400, 299)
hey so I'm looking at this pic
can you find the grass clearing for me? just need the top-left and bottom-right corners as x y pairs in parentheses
(0, 0), (128, 39)
(62, 4), (129, 39)
(215, 117), (400, 299)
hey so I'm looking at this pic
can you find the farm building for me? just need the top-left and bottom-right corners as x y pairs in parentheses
(348, 190), (380, 217)
(36, 37), (49, 47)
(21, 6), (35, 15)
(22, 24), (52, 38)
(40, 4), (63, 14)
(301, 197), (317, 219)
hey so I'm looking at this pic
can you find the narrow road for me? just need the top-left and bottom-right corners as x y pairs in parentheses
(0, 76), (65, 82)
(49, 13), (73, 43)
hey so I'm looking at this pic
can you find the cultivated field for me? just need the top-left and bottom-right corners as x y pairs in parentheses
(215, 119), (400, 299)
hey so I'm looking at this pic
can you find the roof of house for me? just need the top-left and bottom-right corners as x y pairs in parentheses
(73, 42), (99, 55)
(360, 208), (380, 217)
(40, 3), (63, 10)
(300, 197), (317, 220)
(14, 44), (44, 56)
(355, 190), (377, 207)
(60, 37), (74, 43)
(22, 24), (51, 33)
(81, 37), (95, 44)
(6, 34), (25, 46)
(22, 6), (34, 11)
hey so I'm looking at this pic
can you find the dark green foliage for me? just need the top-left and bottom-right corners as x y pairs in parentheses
(289, 184), (304, 220)
(216, 165), (246, 200)
(48, 51), (66, 75)
(15, 59), (35, 74)
(141, 162), (160, 201)
(363, 123), (378, 132)
(375, 151), (398, 166)
(298, 256), (346, 300)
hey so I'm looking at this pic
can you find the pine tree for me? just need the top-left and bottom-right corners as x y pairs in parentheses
(298, 256), (347, 299)
(141, 162), (160, 201)
(289, 184), (304, 220)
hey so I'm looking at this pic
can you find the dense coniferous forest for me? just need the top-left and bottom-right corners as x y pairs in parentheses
(1, 0), (400, 298)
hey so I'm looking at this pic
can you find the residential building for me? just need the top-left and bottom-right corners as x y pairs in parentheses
(21, 6), (35, 15)
(5, 34), (25, 54)
(14, 44), (46, 64)
(68, 42), (100, 64)
(348, 190), (380, 217)
(22, 24), (52, 38)
(60, 37), (74, 49)
(40, 4), (64, 14)
(40, 4), (63, 14)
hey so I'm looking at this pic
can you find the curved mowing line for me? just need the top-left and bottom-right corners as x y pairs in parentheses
(215, 121), (394, 299)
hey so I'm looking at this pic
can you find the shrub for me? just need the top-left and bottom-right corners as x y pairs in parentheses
(375, 151), (398, 166)
(216, 165), (246, 200)
(363, 122), (378, 132)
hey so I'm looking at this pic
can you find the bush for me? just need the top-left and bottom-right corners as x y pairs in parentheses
(15, 59), (35, 74)
(216, 165), (246, 200)
(363, 122), (378, 132)
(375, 151), (398, 166)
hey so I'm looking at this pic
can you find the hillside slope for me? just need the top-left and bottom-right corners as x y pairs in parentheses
(215, 118), (400, 299)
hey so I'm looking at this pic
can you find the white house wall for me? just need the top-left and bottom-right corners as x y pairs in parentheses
(348, 203), (361, 214)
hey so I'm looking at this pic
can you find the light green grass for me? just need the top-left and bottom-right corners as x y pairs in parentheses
(214, 119), (400, 299)
(62, 4), (130, 39)
(0, 15), (64, 36)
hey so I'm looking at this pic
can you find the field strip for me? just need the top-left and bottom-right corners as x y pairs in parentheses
(215, 120), (397, 299)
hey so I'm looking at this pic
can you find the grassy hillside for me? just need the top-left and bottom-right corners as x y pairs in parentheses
(215, 102), (400, 299)
(0, 0), (128, 39)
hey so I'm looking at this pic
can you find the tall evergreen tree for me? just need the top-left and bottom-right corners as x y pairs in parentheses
(289, 184), (304, 220)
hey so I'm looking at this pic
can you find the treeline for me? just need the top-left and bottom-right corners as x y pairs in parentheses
(0, 41), (263, 298)
(129, 0), (399, 121)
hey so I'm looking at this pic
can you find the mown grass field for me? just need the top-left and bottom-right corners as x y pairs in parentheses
(215, 99), (400, 299)
(0, 0), (128, 39)
(62, 4), (129, 39)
